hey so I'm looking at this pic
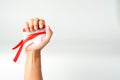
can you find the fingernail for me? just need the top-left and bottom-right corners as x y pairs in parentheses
(23, 28), (26, 32)
(39, 24), (42, 28)
(26, 29), (29, 32)
(34, 26), (38, 30)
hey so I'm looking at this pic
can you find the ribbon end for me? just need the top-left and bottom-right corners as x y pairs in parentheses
(13, 59), (17, 62)
(12, 47), (15, 50)
(12, 40), (23, 50)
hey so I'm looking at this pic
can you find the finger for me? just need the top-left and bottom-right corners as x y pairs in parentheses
(33, 18), (39, 30)
(28, 19), (34, 31)
(24, 22), (30, 32)
(39, 19), (45, 29)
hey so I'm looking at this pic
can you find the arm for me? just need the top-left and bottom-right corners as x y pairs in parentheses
(24, 52), (42, 80)
(24, 51), (42, 80)
(24, 18), (53, 80)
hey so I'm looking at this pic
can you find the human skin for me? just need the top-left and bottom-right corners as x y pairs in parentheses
(24, 18), (53, 80)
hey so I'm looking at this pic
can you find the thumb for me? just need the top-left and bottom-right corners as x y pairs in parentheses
(44, 26), (53, 41)
(38, 26), (53, 49)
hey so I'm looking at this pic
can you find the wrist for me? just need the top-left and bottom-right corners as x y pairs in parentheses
(25, 50), (41, 58)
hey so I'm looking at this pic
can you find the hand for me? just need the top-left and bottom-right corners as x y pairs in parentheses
(24, 18), (53, 52)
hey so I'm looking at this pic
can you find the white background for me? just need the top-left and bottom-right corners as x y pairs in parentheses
(0, 0), (120, 80)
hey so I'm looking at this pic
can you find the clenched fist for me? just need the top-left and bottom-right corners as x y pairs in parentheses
(23, 18), (53, 52)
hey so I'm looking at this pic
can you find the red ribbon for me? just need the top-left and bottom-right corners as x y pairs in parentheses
(12, 27), (46, 62)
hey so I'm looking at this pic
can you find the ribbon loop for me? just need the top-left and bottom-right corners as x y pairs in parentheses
(12, 28), (46, 62)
